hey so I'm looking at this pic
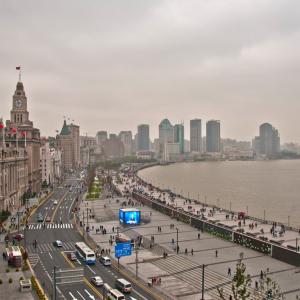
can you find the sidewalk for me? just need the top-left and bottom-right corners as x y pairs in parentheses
(0, 241), (36, 300)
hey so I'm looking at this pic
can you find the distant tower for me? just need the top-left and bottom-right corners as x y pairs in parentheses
(137, 124), (150, 151)
(190, 119), (202, 153)
(174, 123), (184, 154)
(259, 123), (280, 157)
(206, 120), (220, 152)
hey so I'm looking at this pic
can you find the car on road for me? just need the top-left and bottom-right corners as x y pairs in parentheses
(45, 216), (51, 222)
(53, 240), (63, 247)
(53, 200), (58, 205)
(66, 251), (77, 261)
(115, 278), (132, 293)
(99, 256), (111, 266)
(37, 213), (44, 222)
(90, 276), (104, 287)
(13, 233), (24, 241)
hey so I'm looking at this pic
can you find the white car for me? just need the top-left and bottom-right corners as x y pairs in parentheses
(91, 276), (104, 287)
(53, 200), (58, 205)
(53, 240), (63, 247)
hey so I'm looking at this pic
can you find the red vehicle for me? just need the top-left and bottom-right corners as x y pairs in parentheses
(13, 233), (24, 241)
(238, 212), (246, 219)
(66, 251), (77, 261)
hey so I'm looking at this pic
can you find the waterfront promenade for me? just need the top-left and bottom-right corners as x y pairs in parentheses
(80, 182), (300, 299)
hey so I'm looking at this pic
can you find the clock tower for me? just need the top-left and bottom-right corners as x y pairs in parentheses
(10, 81), (31, 126)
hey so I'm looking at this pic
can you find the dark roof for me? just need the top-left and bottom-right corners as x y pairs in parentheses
(60, 120), (70, 135)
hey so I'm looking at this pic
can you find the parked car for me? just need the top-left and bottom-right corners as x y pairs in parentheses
(90, 276), (103, 287)
(46, 216), (51, 222)
(53, 200), (58, 205)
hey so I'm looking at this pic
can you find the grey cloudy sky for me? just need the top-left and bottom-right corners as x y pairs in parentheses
(1, 0), (300, 142)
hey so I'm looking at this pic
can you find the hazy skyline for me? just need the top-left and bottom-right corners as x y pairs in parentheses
(1, 1), (300, 142)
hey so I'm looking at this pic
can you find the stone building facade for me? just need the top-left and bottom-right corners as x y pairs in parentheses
(0, 147), (28, 210)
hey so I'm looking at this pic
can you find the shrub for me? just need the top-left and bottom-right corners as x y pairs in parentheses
(6, 268), (10, 273)
(19, 276), (24, 281)
(8, 278), (13, 284)
(0, 279), (2, 284)
(16, 268), (19, 272)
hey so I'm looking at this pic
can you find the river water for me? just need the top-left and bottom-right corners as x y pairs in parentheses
(138, 160), (300, 227)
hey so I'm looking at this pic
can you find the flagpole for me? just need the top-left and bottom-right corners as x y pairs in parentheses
(16, 129), (18, 153)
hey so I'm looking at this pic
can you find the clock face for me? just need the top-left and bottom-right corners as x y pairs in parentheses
(15, 99), (23, 108)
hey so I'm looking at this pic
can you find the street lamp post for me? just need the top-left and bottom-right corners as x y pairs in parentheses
(201, 264), (205, 300)
(176, 227), (179, 254)
(296, 238), (298, 253)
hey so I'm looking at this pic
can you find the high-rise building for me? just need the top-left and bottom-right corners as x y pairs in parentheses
(137, 124), (150, 151)
(57, 120), (80, 172)
(259, 123), (280, 157)
(96, 131), (108, 148)
(174, 123), (184, 154)
(119, 131), (133, 156)
(206, 120), (221, 153)
(159, 119), (174, 156)
(103, 134), (124, 158)
(190, 119), (202, 153)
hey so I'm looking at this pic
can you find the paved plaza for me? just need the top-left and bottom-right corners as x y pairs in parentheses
(80, 190), (300, 300)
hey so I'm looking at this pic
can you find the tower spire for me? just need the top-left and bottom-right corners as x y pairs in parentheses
(16, 66), (21, 82)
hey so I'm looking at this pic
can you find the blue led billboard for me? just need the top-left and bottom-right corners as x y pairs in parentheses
(119, 208), (141, 225)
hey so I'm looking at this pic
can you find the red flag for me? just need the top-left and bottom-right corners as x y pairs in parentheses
(11, 127), (17, 133)
(21, 131), (26, 137)
(16, 66), (21, 70)
(0, 122), (4, 129)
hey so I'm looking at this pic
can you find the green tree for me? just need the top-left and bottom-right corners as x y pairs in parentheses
(218, 261), (251, 300)
(253, 272), (283, 300)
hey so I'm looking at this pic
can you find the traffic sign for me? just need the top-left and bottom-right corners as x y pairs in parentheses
(115, 242), (132, 258)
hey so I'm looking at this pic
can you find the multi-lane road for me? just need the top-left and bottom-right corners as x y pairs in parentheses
(24, 176), (157, 300)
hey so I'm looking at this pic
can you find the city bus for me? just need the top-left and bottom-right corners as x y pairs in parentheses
(75, 242), (96, 265)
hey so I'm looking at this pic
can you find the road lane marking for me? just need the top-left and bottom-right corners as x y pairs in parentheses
(77, 291), (86, 300)
(133, 289), (149, 300)
(87, 265), (96, 274)
(76, 259), (82, 265)
(69, 292), (78, 300)
(49, 252), (53, 259)
(51, 191), (68, 222)
(84, 289), (95, 300)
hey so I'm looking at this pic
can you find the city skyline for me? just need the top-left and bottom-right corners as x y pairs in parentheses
(1, 1), (300, 143)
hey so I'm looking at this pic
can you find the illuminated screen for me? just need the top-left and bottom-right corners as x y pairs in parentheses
(119, 209), (141, 225)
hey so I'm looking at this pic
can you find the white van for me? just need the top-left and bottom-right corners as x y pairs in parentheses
(99, 256), (111, 266)
(115, 278), (132, 293)
(107, 289), (125, 300)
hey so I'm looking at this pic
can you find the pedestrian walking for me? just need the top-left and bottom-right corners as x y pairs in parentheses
(191, 249), (194, 255)
(260, 270), (264, 280)
(198, 233), (200, 239)
(215, 250), (218, 257)
(228, 267), (231, 276)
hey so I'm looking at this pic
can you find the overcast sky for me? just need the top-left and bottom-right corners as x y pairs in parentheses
(1, 0), (300, 142)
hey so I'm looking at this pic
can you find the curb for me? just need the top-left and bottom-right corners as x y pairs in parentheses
(26, 258), (49, 300)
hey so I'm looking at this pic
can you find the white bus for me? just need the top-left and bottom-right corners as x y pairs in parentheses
(75, 242), (96, 265)
(107, 289), (125, 300)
